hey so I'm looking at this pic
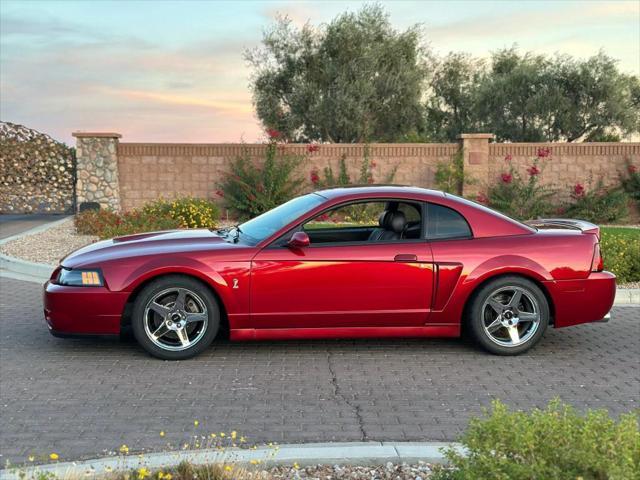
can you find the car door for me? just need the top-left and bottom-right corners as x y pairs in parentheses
(249, 200), (434, 329)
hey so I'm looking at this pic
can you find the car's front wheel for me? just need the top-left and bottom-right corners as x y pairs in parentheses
(132, 275), (220, 360)
(467, 276), (549, 355)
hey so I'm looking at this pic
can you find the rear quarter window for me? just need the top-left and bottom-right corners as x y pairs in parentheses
(427, 203), (472, 240)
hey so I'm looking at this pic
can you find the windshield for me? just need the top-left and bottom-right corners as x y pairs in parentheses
(238, 193), (326, 243)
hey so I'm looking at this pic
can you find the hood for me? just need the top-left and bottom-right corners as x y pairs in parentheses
(61, 229), (241, 268)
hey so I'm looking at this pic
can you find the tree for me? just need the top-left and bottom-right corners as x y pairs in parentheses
(427, 47), (639, 142)
(246, 4), (430, 143)
(548, 52), (639, 142)
(424, 53), (484, 141)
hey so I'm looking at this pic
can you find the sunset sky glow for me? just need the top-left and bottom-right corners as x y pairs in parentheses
(1, 0), (639, 144)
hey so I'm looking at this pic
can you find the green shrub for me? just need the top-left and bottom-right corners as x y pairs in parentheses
(621, 160), (640, 207)
(435, 149), (467, 195)
(311, 145), (397, 189)
(219, 141), (302, 219)
(433, 399), (640, 480)
(564, 181), (629, 223)
(486, 158), (555, 220)
(600, 227), (640, 283)
(74, 197), (220, 240)
(142, 197), (220, 229)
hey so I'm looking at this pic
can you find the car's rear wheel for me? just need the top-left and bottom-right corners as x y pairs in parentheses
(132, 275), (220, 360)
(467, 276), (548, 355)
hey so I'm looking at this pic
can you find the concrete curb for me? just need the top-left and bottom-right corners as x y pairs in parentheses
(0, 441), (464, 479)
(0, 217), (66, 283)
(0, 218), (638, 305)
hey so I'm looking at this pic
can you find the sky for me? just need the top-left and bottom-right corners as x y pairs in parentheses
(1, 0), (639, 145)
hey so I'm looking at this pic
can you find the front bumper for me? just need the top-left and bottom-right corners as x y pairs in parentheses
(43, 281), (128, 335)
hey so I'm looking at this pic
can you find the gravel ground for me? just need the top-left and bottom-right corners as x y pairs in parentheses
(267, 462), (437, 479)
(0, 218), (97, 265)
(1, 218), (638, 289)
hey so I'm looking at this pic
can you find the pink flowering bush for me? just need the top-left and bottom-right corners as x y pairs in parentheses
(485, 152), (555, 220)
(621, 159), (640, 207)
(564, 180), (628, 223)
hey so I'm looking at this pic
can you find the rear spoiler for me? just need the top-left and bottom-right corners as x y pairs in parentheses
(524, 218), (600, 239)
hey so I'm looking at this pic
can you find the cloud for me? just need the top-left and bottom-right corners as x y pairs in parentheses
(427, 1), (639, 42)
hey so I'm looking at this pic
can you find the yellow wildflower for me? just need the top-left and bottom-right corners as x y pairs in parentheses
(28, 456), (35, 462)
(194, 420), (199, 427)
(119, 445), (129, 455)
(231, 431), (237, 440)
(160, 431), (165, 437)
(220, 432), (225, 437)
(293, 462), (300, 469)
(210, 433), (217, 438)
(224, 465), (232, 472)
(49, 453), (59, 461)
(137, 467), (149, 480)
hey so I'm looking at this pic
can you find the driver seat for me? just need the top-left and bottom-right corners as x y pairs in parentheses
(368, 210), (407, 241)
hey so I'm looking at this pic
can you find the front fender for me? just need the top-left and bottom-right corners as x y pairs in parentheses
(101, 255), (251, 322)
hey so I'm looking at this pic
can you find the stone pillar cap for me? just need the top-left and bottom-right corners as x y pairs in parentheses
(458, 133), (494, 139)
(72, 132), (122, 138)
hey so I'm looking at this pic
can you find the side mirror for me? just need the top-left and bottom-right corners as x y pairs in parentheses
(288, 231), (310, 249)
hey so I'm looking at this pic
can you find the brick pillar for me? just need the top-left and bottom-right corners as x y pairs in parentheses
(458, 133), (494, 198)
(72, 132), (122, 211)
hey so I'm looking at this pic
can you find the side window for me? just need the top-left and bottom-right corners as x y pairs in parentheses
(300, 200), (422, 244)
(426, 203), (472, 240)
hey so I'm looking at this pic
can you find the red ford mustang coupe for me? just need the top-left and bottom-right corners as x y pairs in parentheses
(44, 186), (615, 360)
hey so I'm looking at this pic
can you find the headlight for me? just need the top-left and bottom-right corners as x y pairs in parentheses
(56, 268), (104, 287)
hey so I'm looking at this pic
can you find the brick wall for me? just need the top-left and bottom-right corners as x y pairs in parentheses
(116, 142), (458, 211)
(488, 142), (640, 201)
(73, 132), (640, 213)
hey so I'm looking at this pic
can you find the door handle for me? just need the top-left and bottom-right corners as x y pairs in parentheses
(394, 254), (418, 262)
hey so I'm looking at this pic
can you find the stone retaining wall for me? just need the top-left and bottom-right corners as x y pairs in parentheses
(0, 122), (75, 213)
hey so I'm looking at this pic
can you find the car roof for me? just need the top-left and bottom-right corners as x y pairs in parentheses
(316, 185), (446, 200)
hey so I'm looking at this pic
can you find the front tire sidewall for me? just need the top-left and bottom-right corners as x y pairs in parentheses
(132, 276), (220, 360)
(468, 276), (549, 355)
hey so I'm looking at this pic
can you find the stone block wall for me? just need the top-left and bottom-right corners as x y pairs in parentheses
(488, 143), (640, 201)
(72, 132), (640, 213)
(73, 132), (121, 211)
(115, 143), (458, 212)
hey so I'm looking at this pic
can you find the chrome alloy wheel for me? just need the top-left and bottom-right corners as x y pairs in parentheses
(143, 287), (208, 352)
(481, 286), (541, 347)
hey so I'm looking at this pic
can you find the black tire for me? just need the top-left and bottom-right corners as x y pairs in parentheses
(132, 275), (220, 360)
(466, 275), (549, 355)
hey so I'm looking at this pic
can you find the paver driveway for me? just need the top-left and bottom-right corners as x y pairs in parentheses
(1, 277), (638, 464)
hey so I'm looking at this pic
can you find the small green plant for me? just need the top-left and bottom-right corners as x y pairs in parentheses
(621, 160), (640, 207)
(310, 145), (397, 188)
(434, 149), (467, 195)
(563, 181), (629, 223)
(486, 155), (555, 220)
(433, 399), (640, 480)
(219, 133), (302, 219)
